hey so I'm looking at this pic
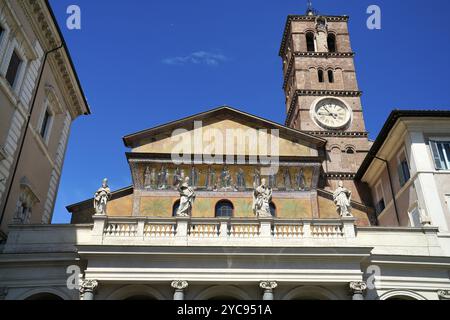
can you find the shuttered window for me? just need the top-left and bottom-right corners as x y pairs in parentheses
(430, 140), (450, 170)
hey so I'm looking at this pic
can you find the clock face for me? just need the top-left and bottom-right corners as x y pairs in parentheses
(313, 98), (352, 129)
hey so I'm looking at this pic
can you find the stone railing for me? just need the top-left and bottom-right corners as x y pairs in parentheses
(91, 215), (357, 246)
(3, 222), (445, 256)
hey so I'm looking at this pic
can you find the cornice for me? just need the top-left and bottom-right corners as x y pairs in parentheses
(279, 15), (349, 56)
(295, 51), (355, 58)
(304, 131), (369, 138)
(285, 90), (363, 125)
(323, 172), (356, 180)
(19, 0), (89, 118)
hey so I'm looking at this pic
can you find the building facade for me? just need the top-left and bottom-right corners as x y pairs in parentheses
(0, 5), (449, 301)
(356, 111), (450, 231)
(0, 0), (89, 241)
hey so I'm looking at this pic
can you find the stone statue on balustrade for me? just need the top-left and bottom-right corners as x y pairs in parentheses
(295, 168), (306, 191)
(333, 180), (353, 217)
(94, 178), (111, 215)
(176, 177), (196, 217)
(157, 165), (169, 190)
(253, 178), (273, 218)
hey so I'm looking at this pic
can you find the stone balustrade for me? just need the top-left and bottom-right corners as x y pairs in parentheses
(91, 215), (357, 245)
(3, 220), (444, 256)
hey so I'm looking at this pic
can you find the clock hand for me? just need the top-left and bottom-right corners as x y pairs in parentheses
(323, 106), (338, 119)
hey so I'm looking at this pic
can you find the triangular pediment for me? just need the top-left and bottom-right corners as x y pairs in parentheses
(123, 106), (325, 158)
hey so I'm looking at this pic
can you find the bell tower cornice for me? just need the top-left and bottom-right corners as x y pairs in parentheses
(279, 15), (349, 57)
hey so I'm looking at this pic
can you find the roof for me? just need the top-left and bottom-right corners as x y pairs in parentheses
(355, 109), (450, 180)
(123, 105), (327, 148)
(66, 186), (133, 213)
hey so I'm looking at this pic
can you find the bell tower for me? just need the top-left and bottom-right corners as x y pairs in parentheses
(279, 4), (371, 199)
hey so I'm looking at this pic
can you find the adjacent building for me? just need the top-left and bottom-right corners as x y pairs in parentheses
(0, 0), (90, 241)
(356, 110), (450, 230)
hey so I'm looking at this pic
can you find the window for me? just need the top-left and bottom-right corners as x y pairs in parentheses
(317, 18), (326, 27)
(13, 179), (39, 225)
(430, 140), (450, 170)
(446, 195), (450, 216)
(14, 198), (32, 224)
(40, 109), (51, 139)
(346, 147), (355, 154)
(374, 182), (385, 216)
(327, 34), (337, 53)
(318, 69), (324, 83)
(5, 50), (22, 87)
(172, 200), (180, 217)
(408, 206), (422, 227)
(269, 202), (277, 217)
(328, 70), (334, 83)
(306, 32), (315, 52)
(215, 200), (234, 217)
(397, 151), (410, 188)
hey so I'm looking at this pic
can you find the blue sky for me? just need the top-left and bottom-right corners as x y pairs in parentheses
(49, 0), (450, 223)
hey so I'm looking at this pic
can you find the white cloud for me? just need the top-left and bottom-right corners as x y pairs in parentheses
(163, 51), (228, 66)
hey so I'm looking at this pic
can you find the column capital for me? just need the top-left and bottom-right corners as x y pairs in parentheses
(171, 280), (189, 290)
(438, 290), (450, 300)
(80, 279), (99, 294)
(259, 281), (278, 291)
(349, 281), (367, 294)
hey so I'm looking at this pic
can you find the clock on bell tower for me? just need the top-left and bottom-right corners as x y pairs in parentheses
(279, 4), (372, 198)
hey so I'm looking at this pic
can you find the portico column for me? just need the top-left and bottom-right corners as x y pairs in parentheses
(260, 281), (278, 300)
(349, 281), (367, 300)
(80, 279), (99, 300)
(171, 280), (189, 300)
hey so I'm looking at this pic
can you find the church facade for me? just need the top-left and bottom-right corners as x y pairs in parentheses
(1, 6), (450, 301)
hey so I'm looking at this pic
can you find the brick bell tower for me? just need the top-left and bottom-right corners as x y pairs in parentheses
(280, 3), (372, 201)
